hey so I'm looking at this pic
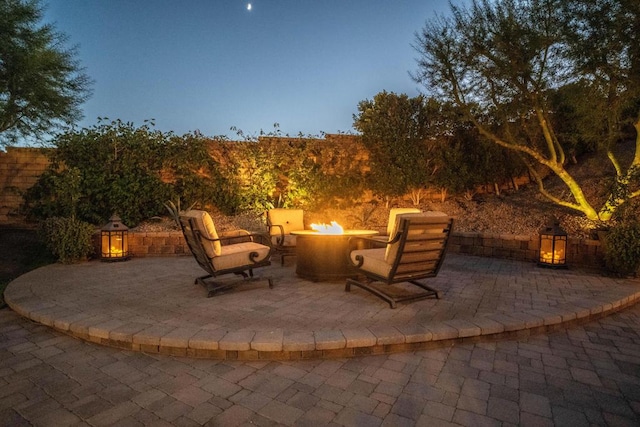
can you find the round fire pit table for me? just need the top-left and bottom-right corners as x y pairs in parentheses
(291, 230), (379, 282)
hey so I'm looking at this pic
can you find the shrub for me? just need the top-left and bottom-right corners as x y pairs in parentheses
(603, 220), (640, 277)
(40, 217), (96, 263)
(22, 121), (242, 226)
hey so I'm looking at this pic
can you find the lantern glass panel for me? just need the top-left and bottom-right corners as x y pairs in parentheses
(552, 236), (566, 264)
(101, 233), (109, 257)
(100, 215), (130, 261)
(538, 232), (567, 267)
(539, 235), (555, 264)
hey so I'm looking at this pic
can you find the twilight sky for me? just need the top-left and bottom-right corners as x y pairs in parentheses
(44, 1), (457, 138)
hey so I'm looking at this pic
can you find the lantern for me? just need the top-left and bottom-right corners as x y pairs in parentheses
(101, 214), (130, 261)
(538, 220), (567, 268)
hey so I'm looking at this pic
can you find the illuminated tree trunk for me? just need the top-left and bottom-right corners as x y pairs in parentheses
(598, 117), (640, 221)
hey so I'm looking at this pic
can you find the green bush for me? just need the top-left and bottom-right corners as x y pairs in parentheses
(40, 217), (96, 263)
(21, 120), (240, 226)
(603, 221), (640, 277)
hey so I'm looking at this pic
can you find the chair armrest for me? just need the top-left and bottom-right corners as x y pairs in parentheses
(267, 224), (286, 245)
(387, 232), (402, 245)
(219, 230), (273, 248)
(217, 229), (250, 245)
(199, 229), (272, 248)
(248, 232), (272, 248)
(348, 235), (387, 251)
(220, 229), (250, 238)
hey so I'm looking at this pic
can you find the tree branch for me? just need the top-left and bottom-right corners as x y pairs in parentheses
(526, 164), (586, 212)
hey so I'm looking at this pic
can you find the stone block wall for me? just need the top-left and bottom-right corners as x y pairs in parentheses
(93, 231), (189, 258)
(112, 230), (604, 270)
(447, 232), (604, 269)
(128, 231), (189, 257)
(0, 147), (50, 224)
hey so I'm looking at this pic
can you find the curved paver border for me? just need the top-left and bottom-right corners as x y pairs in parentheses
(5, 255), (640, 360)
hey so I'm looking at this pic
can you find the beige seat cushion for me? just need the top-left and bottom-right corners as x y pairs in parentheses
(212, 242), (271, 271)
(182, 210), (222, 257)
(268, 209), (304, 235)
(350, 248), (391, 279)
(385, 211), (449, 262)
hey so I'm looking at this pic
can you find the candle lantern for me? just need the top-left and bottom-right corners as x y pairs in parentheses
(101, 214), (130, 261)
(538, 220), (567, 268)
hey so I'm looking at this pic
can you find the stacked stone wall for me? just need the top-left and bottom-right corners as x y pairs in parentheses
(92, 231), (189, 258)
(447, 232), (604, 269)
(112, 230), (603, 270)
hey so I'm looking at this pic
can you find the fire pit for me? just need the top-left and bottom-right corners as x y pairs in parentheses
(291, 223), (378, 281)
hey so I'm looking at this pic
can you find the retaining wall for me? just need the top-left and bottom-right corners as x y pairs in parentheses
(118, 230), (604, 269)
(447, 232), (604, 268)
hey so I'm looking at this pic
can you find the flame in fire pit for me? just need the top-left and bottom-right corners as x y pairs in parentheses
(310, 221), (344, 235)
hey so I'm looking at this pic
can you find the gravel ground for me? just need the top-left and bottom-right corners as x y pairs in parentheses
(133, 189), (605, 240)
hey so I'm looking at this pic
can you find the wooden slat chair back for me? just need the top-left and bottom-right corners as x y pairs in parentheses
(346, 212), (454, 308)
(179, 210), (273, 297)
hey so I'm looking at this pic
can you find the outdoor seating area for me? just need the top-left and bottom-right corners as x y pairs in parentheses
(5, 246), (640, 360)
(7, 206), (639, 361)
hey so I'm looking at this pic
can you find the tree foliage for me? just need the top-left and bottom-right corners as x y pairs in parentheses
(22, 120), (234, 226)
(218, 133), (367, 213)
(353, 91), (441, 205)
(0, 0), (92, 147)
(413, 0), (640, 221)
(353, 91), (526, 203)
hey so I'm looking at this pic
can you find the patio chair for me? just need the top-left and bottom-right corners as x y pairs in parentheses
(371, 207), (421, 242)
(179, 210), (273, 297)
(266, 208), (305, 265)
(346, 212), (453, 308)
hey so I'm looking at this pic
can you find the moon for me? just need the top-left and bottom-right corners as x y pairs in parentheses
(247, 3), (252, 11)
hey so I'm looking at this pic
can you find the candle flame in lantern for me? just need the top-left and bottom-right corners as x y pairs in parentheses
(540, 249), (565, 264)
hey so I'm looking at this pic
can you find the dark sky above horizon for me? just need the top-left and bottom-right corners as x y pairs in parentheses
(44, 0), (458, 138)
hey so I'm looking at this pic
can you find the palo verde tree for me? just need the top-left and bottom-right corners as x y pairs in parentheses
(0, 0), (92, 147)
(353, 91), (441, 206)
(413, 0), (640, 221)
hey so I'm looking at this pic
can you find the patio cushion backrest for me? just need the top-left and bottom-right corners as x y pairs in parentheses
(386, 208), (421, 236)
(384, 211), (449, 262)
(181, 210), (222, 257)
(267, 209), (305, 235)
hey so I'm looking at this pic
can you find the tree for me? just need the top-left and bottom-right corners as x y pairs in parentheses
(0, 0), (92, 147)
(413, 0), (640, 221)
(353, 91), (441, 206)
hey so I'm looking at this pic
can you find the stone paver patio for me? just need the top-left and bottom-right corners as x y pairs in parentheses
(4, 254), (640, 360)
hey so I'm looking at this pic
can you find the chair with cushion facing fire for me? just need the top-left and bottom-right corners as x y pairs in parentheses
(266, 208), (305, 265)
(346, 212), (454, 309)
(371, 207), (421, 242)
(179, 210), (273, 297)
